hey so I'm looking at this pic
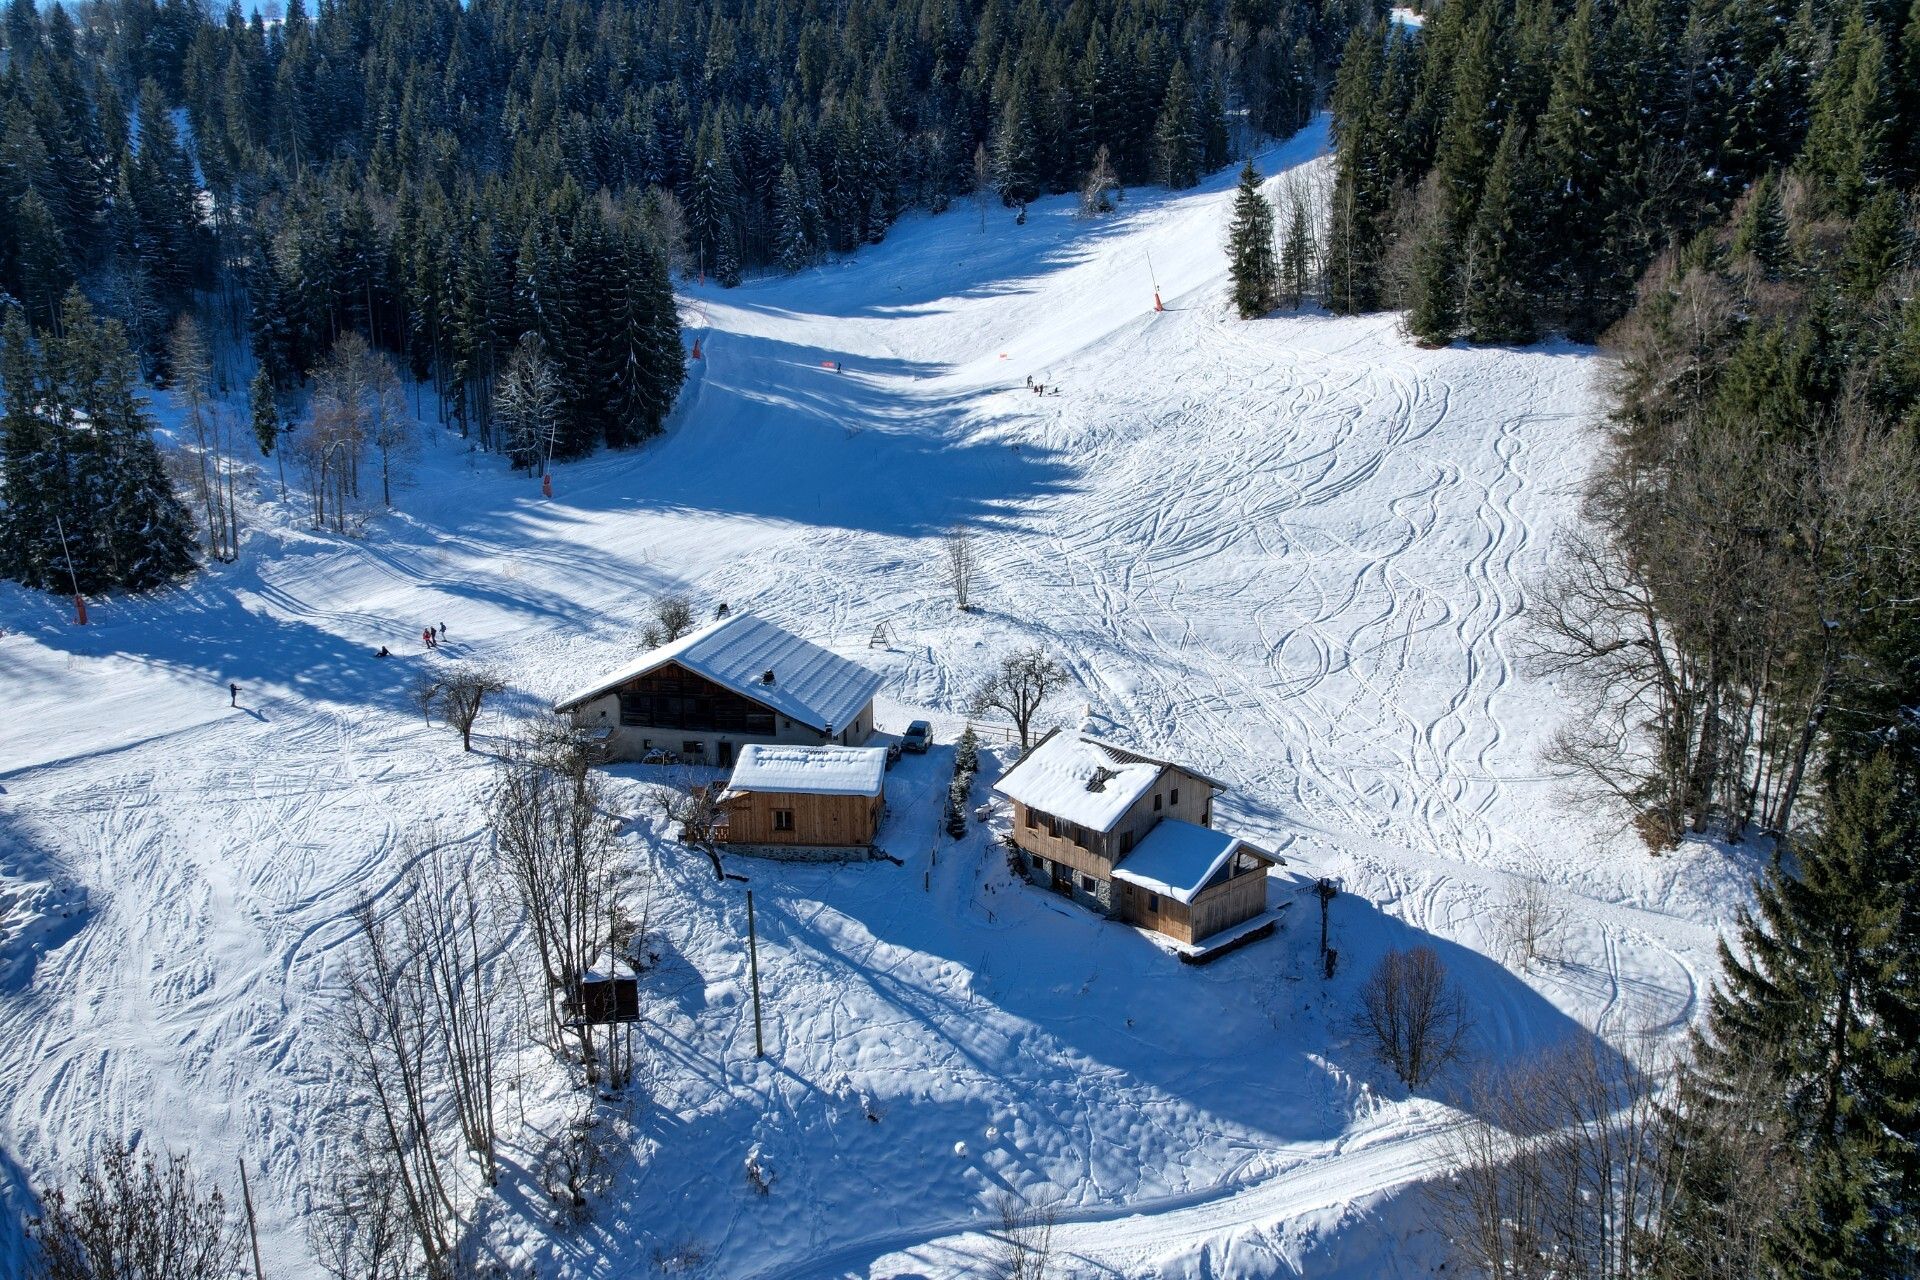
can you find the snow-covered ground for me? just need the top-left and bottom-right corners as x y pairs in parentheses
(0, 120), (1764, 1277)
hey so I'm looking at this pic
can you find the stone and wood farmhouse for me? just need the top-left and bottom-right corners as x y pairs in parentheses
(553, 613), (882, 766)
(993, 729), (1280, 949)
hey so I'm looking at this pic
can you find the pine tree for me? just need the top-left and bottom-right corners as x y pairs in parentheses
(1730, 170), (1791, 281)
(1405, 207), (1461, 344)
(1797, 8), (1896, 218)
(774, 162), (813, 271)
(1840, 189), (1908, 300)
(1675, 752), (1920, 1278)
(1324, 25), (1393, 314)
(10, 188), (72, 332)
(249, 364), (278, 458)
(1226, 160), (1278, 319)
(1462, 119), (1540, 343)
(993, 82), (1040, 210)
(1279, 189), (1314, 308)
(1154, 59), (1201, 190)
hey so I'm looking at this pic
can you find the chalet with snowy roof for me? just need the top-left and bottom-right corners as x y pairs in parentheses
(553, 613), (882, 766)
(714, 744), (888, 858)
(992, 729), (1279, 949)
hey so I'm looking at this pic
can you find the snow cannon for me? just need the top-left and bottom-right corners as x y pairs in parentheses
(72, 595), (87, 626)
(542, 473), (553, 498)
(1153, 289), (1165, 313)
(691, 337), (703, 359)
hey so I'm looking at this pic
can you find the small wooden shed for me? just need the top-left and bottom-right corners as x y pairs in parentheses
(717, 744), (888, 853)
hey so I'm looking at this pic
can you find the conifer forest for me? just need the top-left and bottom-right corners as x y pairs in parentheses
(4, 0), (1920, 1274)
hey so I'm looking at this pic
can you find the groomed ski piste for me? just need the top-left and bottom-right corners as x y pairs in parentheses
(0, 120), (1768, 1277)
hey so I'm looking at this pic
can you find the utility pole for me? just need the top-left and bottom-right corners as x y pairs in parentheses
(746, 889), (765, 1058)
(1315, 878), (1339, 978)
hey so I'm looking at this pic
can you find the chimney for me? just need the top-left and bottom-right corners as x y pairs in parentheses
(761, 669), (776, 684)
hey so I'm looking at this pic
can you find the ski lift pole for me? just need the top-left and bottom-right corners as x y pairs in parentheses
(52, 513), (85, 624)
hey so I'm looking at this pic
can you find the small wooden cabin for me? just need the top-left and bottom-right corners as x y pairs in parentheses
(716, 744), (887, 854)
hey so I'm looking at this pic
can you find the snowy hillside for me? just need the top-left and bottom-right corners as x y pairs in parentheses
(0, 122), (1762, 1277)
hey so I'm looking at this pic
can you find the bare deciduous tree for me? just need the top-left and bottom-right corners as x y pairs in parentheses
(490, 729), (631, 1064)
(987, 1189), (1057, 1280)
(414, 667), (508, 752)
(1493, 878), (1566, 971)
(643, 594), (695, 646)
(943, 527), (977, 611)
(650, 773), (729, 881)
(317, 840), (510, 1280)
(1427, 1035), (1712, 1280)
(1353, 945), (1470, 1088)
(969, 647), (1071, 750)
(1078, 145), (1121, 218)
(28, 1142), (244, 1280)
(331, 901), (462, 1274)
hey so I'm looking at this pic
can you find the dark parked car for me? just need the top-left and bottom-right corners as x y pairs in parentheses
(901, 721), (932, 753)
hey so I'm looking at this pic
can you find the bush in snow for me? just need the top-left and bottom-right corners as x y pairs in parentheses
(945, 726), (981, 838)
(28, 1141), (244, 1280)
(744, 1144), (775, 1194)
(1352, 946), (1471, 1088)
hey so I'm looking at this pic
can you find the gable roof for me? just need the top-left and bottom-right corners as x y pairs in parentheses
(724, 745), (887, 797)
(553, 613), (883, 734)
(1110, 819), (1277, 905)
(990, 728), (1227, 834)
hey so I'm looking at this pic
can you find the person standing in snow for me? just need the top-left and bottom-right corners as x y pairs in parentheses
(438, 623), (447, 643)
(229, 682), (239, 707)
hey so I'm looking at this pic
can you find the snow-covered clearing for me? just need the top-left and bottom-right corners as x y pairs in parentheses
(0, 120), (1764, 1277)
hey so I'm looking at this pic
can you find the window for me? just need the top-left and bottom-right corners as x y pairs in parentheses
(683, 740), (705, 756)
(1119, 830), (1135, 855)
(1146, 893), (1160, 911)
(1153, 794), (1162, 811)
(1171, 787), (1180, 806)
(773, 809), (795, 831)
(1030, 854), (1047, 873)
(1026, 808), (1041, 829)
(1081, 875), (1095, 892)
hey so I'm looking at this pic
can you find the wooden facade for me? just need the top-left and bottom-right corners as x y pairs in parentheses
(569, 659), (876, 764)
(720, 787), (883, 847)
(1002, 747), (1272, 948)
(1114, 852), (1270, 945)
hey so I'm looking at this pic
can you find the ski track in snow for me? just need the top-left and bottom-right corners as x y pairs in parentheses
(0, 120), (1759, 1278)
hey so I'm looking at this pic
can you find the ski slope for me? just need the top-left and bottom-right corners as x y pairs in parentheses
(0, 120), (1765, 1277)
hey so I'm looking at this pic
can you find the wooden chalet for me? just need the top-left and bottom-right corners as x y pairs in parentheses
(714, 744), (888, 857)
(553, 613), (882, 766)
(992, 729), (1280, 948)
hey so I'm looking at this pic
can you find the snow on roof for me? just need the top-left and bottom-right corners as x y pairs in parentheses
(553, 613), (883, 733)
(991, 729), (1178, 832)
(1110, 819), (1274, 905)
(725, 745), (887, 797)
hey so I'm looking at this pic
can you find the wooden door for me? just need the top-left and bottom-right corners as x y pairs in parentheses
(1050, 862), (1073, 896)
